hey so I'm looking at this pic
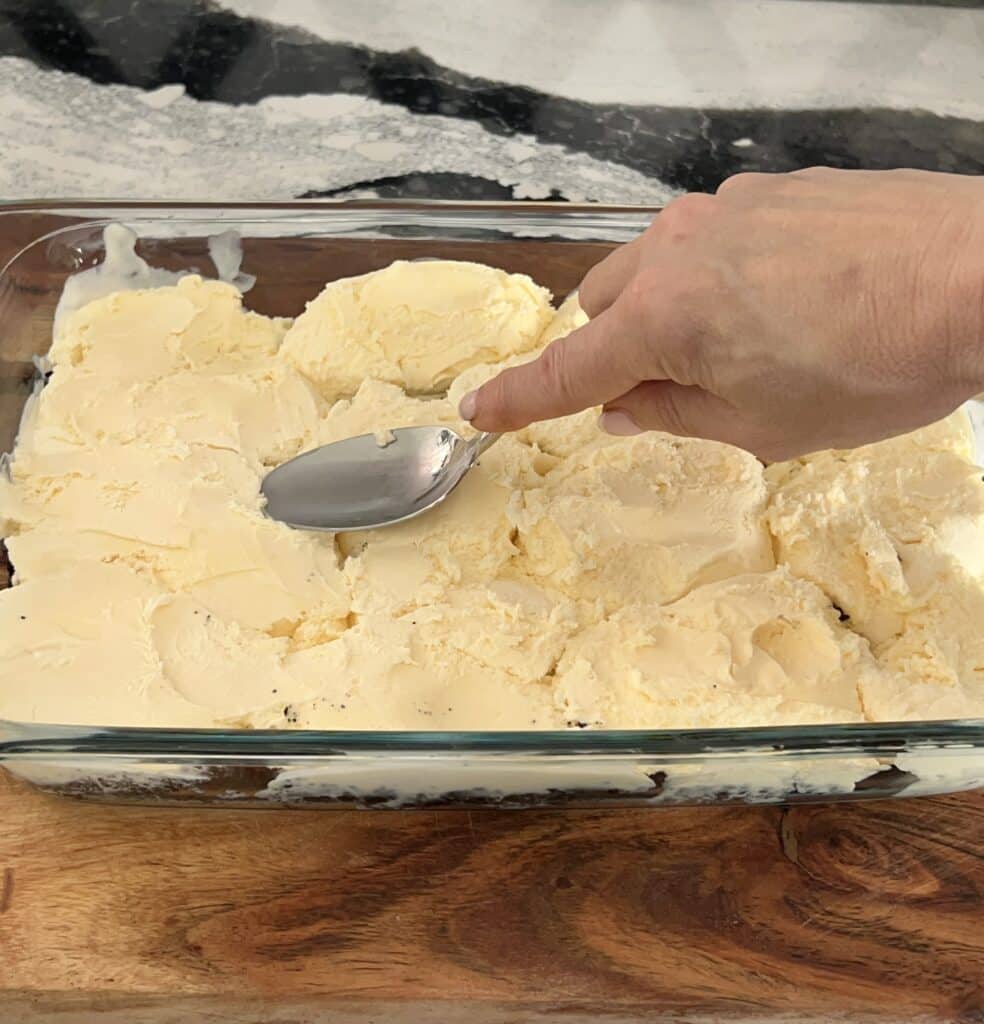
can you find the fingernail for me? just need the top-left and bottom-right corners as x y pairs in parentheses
(458, 389), (478, 421)
(599, 409), (643, 436)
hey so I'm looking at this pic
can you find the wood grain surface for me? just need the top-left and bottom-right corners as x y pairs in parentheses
(1, 770), (981, 1023)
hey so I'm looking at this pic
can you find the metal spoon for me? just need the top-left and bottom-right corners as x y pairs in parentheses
(261, 429), (501, 532)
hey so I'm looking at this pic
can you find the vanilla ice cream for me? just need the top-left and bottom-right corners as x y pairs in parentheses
(766, 410), (984, 718)
(247, 580), (577, 731)
(280, 259), (554, 395)
(553, 569), (871, 729)
(2, 255), (983, 730)
(509, 432), (775, 620)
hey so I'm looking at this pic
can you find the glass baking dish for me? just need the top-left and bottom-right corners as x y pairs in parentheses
(0, 200), (981, 809)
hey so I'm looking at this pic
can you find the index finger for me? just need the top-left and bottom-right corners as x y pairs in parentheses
(463, 299), (650, 432)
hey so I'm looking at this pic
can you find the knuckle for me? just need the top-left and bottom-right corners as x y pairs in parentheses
(672, 191), (716, 215)
(658, 192), (716, 237)
(717, 171), (768, 196)
(622, 268), (657, 310)
(790, 165), (832, 181)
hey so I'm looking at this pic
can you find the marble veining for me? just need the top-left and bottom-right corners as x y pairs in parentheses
(0, 0), (981, 201)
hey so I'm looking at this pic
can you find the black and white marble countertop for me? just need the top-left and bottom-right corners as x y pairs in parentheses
(0, 0), (982, 204)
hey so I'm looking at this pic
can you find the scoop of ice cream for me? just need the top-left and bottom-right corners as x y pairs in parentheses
(1, 443), (350, 640)
(150, 592), (323, 718)
(250, 580), (575, 730)
(49, 276), (288, 379)
(1, 443), (260, 542)
(17, 362), (320, 471)
(858, 568), (984, 721)
(338, 468), (518, 616)
(0, 562), (332, 727)
(766, 416), (984, 645)
(553, 569), (870, 729)
(280, 260), (553, 397)
(0, 271), (354, 650)
(0, 563), (212, 727)
(317, 378), (457, 445)
(766, 409), (976, 492)
(538, 291), (589, 345)
(767, 414), (984, 717)
(861, 408), (975, 461)
(511, 432), (775, 618)
(27, 276), (308, 472)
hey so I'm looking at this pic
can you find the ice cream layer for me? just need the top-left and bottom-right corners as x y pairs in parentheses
(49, 275), (289, 379)
(510, 433), (776, 619)
(280, 259), (554, 396)
(21, 361), (320, 471)
(1, 441), (349, 640)
(766, 410), (984, 717)
(553, 569), (871, 729)
(246, 581), (577, 731)
(0, 562), (333, 726)
(2, 256), (983, 730)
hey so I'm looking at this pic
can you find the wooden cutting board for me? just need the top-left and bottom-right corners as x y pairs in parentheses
(0, 770), (981, 1023)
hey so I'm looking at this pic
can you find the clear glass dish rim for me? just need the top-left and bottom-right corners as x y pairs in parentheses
(0, 198), (665, 228)
(1, 199), (982, 761)
(1, 719), (983, 760)
(0, 198), (660, 211)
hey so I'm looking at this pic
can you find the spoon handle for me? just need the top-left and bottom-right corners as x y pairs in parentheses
(471, 431), (502, 458)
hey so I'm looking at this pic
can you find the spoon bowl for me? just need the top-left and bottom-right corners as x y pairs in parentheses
(261, 427), (501, 532)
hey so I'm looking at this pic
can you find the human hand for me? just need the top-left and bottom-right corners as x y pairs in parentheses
(459, 168), (984, 461)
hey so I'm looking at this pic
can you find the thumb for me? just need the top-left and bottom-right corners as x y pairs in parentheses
(601, 381), (788, 461)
